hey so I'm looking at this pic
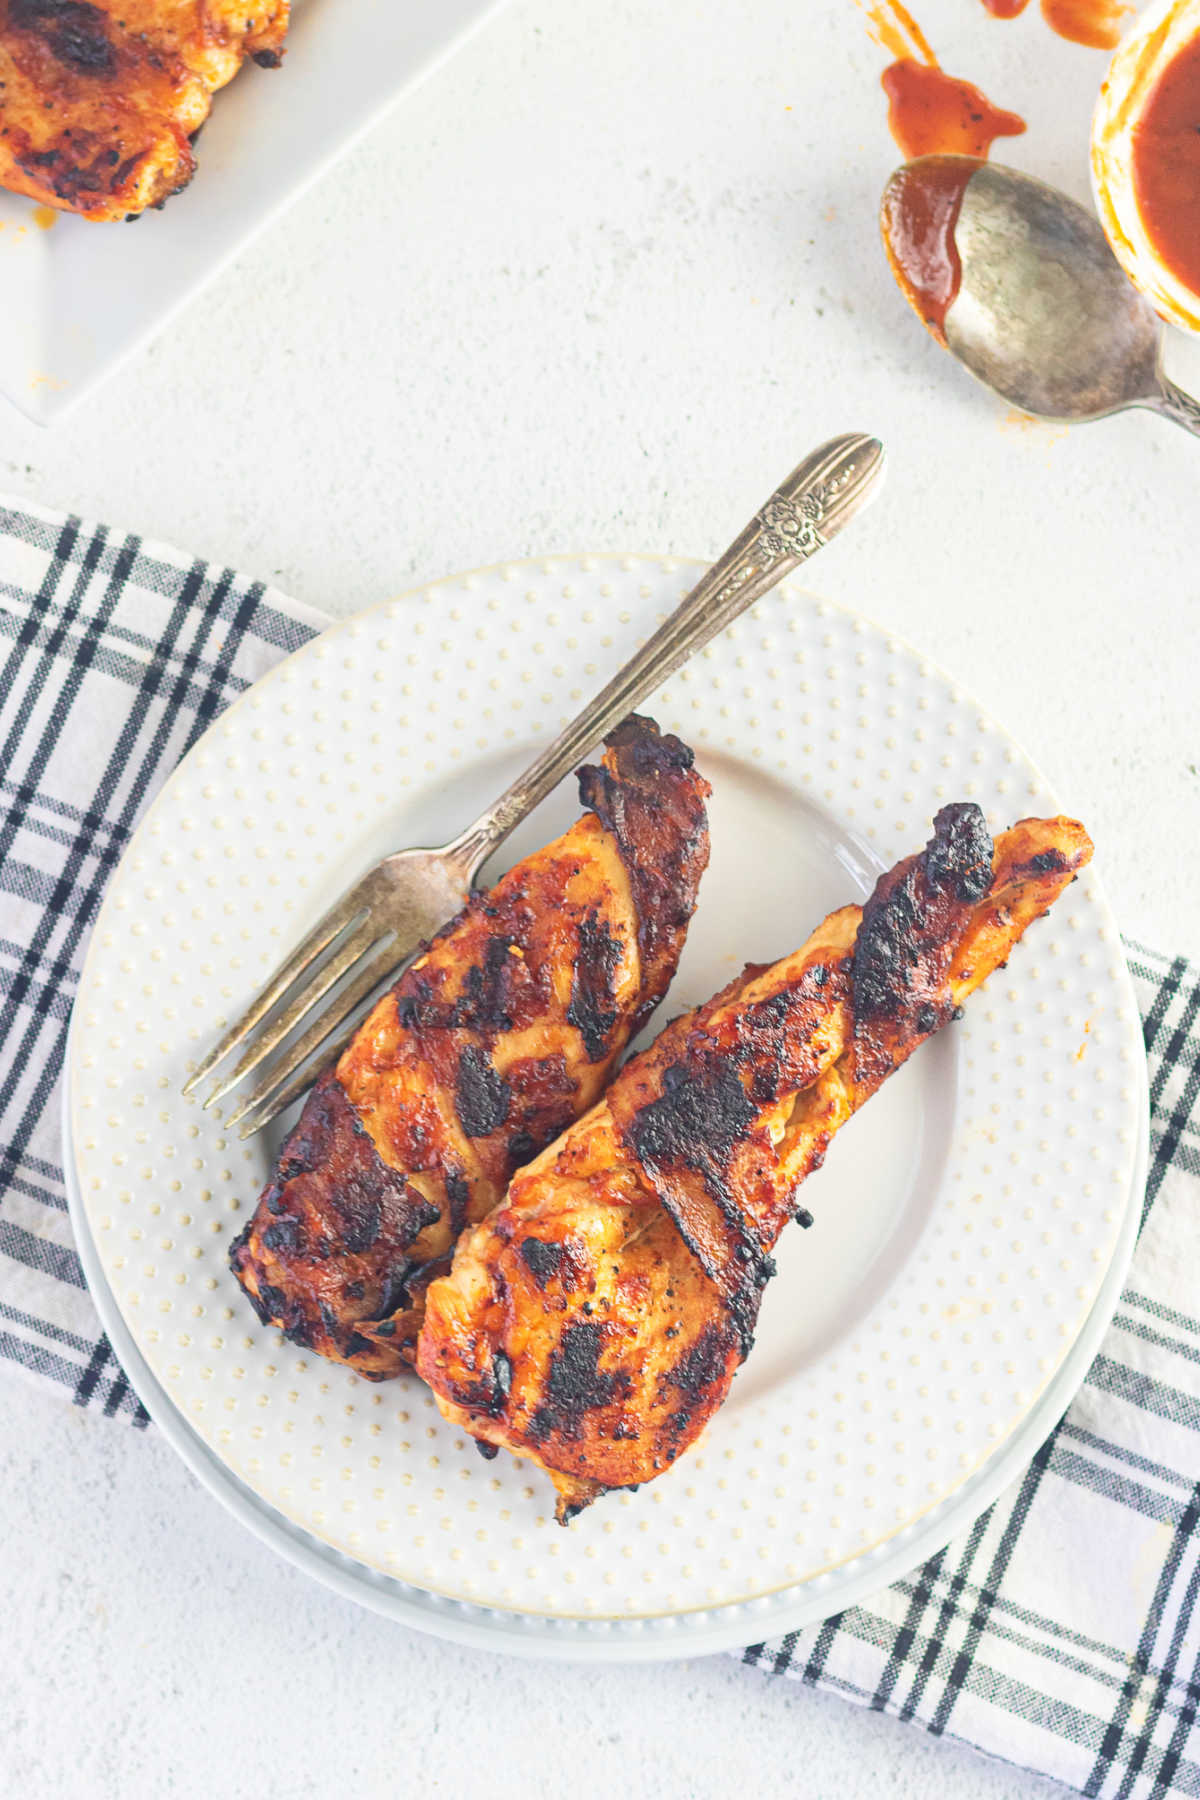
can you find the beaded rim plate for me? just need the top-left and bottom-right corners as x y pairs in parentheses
(67, 555), (1147, 1634)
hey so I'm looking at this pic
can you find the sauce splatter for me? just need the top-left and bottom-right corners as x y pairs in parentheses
(880, 154), (980, 342)
(1131, 27), (1200, 298)
(32, 205), (58, 231)
(861, 0), (939, 63)
(1041, 0), (1131, 48)
(881, 62), (1027, 158)
(861, 0), (1027, 160)
(980, 0), (1131, 48)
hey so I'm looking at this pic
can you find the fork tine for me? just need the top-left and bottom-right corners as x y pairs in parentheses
(181, 870), (379, 1099)
(223, 936), (406, 1135)
(201, 913), (385, 1111)
(231, 1013), (363, 1140)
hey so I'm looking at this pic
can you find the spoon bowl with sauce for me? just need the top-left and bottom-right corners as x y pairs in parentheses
(881, 155), (1200, 435)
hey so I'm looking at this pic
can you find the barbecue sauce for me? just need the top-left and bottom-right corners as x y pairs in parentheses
(861, 0), (1027, 160)
(881, 60), (1027, 159)
(880, 155), (980, 342)
(1041, 0), (1130, 48)
(981, 0), (1130, 46)
(1131, 28), (1200, 298)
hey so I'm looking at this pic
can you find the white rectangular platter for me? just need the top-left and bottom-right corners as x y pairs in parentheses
(0, 0), (507, 425)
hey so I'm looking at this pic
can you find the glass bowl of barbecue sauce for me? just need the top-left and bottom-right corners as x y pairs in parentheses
(1093, 0), (1200, 332)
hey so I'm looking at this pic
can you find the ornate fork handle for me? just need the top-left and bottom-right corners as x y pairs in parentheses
(1152, 376), (1200, 441)
(448, 431), (886, 877)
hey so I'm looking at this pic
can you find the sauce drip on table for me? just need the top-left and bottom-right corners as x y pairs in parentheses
(1132, 28), (1200, 299)
(880, 154), (981, 343)
(881, 62), (1027, 158)
(861, 0), (1027, 159)
(861, 0), (939, 65)
(1040, 0), (1130, 49)
(979, 0), (1131, 49)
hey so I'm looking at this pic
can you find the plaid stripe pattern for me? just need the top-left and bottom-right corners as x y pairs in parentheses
(2, 497), (1198, 1795)
(0, 494), (323, 1423)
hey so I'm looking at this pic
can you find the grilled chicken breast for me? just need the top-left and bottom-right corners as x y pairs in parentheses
(0, 0), (289, 219)
(417, 804), (1093, 1521)
(230, 717), (711, 1379)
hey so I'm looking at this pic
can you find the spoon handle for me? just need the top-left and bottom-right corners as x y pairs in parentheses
(1150, 377), (1200, 440)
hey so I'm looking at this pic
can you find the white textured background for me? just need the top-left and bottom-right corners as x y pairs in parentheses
(1, 0), (1196, 1793)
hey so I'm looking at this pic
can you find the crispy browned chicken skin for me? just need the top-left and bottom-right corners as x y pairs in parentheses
(417, 804), (1094, 1521)
(230, 717), (711, 1379)
(0, 0), (289, 219)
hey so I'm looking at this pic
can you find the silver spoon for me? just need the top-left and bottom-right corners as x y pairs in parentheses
(881, 156), (1200, 437)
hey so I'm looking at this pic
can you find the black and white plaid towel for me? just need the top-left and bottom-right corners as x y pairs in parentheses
(3, 495), (1198, 1797)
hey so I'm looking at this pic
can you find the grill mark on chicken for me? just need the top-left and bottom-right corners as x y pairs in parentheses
(260, 1217), (299, 1254)
(849, 802), (995, 1099)
(418, 805), (1094, 1521)
(11, 0), (113, 71)
(520, 1237), (564, 1288)
(449, 937), (516, 1032)
(567, 909), (625, 1060)
(230, 716), (711, 1380)
(924, 800), (994, 903)
(528, 1323), (626, 1442)
(489, 1349), (512, 1413)
(633, 1056), (758, 1171)
(373, 1268), (413, 1323)
(669, 1321), (737, 1400)
(629, 1051), (762, 1349)
(578, 720), (707, 1037)
(444, 1170), (471, 1238)
(454, 1045), (512, 1139)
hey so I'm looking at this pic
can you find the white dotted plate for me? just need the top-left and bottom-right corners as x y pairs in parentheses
(68, 556), (1145, 1631)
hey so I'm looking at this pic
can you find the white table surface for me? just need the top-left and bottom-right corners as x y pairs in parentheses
(1, 1), (1196, 1794)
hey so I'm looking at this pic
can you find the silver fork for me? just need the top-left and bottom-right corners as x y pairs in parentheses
(183, 431), (886, 1137)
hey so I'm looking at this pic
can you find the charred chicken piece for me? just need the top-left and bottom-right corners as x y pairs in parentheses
(416, 805), (1093, 1521)
(230, 716), (711, 1379)
(0, 0), (289, 220)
